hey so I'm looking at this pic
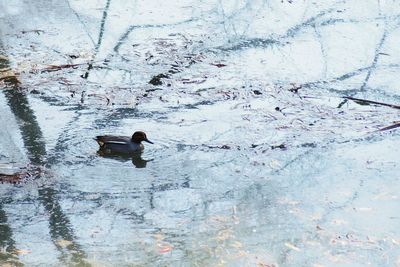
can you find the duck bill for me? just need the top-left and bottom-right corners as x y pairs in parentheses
(144, 139), (154, 144)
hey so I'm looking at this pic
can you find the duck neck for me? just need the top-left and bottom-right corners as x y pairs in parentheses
(132, 138), (141, 144)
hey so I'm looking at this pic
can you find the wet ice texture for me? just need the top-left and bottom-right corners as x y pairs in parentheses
(0, 0), (399, 266)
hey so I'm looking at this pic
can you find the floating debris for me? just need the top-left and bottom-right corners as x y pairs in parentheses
(149, 73), (170, 86)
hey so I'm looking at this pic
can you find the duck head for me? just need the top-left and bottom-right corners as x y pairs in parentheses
(132, 131), (154, 144)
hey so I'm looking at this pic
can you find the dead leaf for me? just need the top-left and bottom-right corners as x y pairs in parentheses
(310, 214), (322, 221)
(157, 242), (173, 253)
(14, 249), (32, 255)
(285, 242), (301, 251)
(257, 262), (275, 267)
(210, 215), (229, 223)
(56, 239), (73, 248)
(0, 69), (18, 83)
(217, 259), (226, 266)
(269, 160), (282, 169)
(373, 192), (389, 200)
(216, 229), (234, 241)
(153, 233), (164, 241)
(332, 219), (347, 225)
(230, 241), (243, 249)
(211, 63), (227, 68)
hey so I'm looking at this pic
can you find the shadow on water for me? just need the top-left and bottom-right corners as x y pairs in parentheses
(0, 204), (22, 266)
(0, 53), (90, 266)
(97, 150), (154, 168)
(81, 0), (111, 79)
(38, 187), (88, 265)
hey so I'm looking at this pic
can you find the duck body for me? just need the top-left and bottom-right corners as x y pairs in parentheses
(95, 131), (153, 154)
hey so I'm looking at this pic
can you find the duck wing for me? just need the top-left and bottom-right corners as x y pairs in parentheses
(95, 135), (131, 146)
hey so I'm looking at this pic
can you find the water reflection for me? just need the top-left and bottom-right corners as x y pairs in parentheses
(39, 187), (90, 266)
(1, 54), (90, 266)
(97, 150), (153, 168)
(0, 204), (22, 266)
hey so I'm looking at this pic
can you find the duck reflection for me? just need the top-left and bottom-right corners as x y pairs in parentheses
(97, 150), (153, 168)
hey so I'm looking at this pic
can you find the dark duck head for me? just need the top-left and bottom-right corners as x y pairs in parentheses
(132, 131), (154, 144)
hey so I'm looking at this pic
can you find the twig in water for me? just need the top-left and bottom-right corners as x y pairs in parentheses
(344, 96), (400, 109)
(378, 122), (400, 132)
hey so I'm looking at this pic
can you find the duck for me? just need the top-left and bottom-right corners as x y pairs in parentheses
(95, 131), (153, 154)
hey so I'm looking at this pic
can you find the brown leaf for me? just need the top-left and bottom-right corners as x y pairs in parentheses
(157, 242), (173, 253)
(14, 249), (32, 255)
(56, 239), (73, 248)
(211, 63), (227, 68)
(285, 242), (301, 251)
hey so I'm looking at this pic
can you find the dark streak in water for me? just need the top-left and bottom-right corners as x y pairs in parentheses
(0, 53), (91, 266)
(81, 0), (112, 79)
(0, 204), (22, 266)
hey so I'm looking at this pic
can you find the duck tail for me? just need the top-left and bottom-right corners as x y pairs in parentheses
(94, 136), (105, 146)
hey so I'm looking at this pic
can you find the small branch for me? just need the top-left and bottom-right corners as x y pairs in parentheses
(38, 61), (104, 73)
(344, 96), (400, 110)
(40, 63), (84, 73)
(378, 122), (400, 132)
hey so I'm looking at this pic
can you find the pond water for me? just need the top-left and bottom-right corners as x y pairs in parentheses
(0, 1), (400, 266)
